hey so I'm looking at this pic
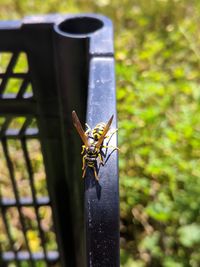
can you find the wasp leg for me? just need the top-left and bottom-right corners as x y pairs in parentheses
(82, 154), (88, 178)
(81, 145), (86, 155)
(99, 128), (119, 167)
(102, 145), (119, 150)
(98, 152), (104, 163)
(105, 128), (118, 139)
(103, 128), (118, 159)
(85, 123), (92, 135)
(100, 147), (106, 158)
(99, 145), (119, 167)
(82, 166), (87, 178)
(92, 166), (99, 181)
(103, 148), (118, 166)
(82, 154), (87, 170)
(98, 153), (105, 166)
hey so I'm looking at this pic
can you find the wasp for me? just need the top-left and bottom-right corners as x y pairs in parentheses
(72, 110), (118, 180)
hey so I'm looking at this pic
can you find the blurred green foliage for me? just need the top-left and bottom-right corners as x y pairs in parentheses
(1, 0), (200, 266)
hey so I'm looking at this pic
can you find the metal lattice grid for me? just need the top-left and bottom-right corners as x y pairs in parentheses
(0, 52), (33, 99)
(0, 51), (60, 267)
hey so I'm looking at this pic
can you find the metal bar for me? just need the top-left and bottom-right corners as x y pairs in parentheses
(24, 128), (39, 138)
(1, 139), (35, 267)
(2, 251), (59, 261)
(0, 188), (21, 267)
(53, 14), (118, 266)
(0, 210), (21, 267)
(1, 93), (33, 99)
(0, 99), (37, 116)
(0, 73), (28, 79)
(1, 117), (39, 139)
(0, 196), (50, 207)
(0, 52), (19, 95)
(53, 20), (89, 267)
(21, 137), (49, 263)
(85, 56), (119, 267)
(16, 77), (29, 98)
(0, 128), (38, 139)
(19, 117), (32, 135)
(0, 117), (12, 135)
(25, 21), (79, 267)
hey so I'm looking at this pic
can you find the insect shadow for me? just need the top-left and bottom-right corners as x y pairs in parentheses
(85, 164), (101, 200)
(85, 131), (118, 200)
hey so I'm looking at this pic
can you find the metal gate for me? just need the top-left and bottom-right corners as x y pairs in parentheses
(0, 14), (119, 267)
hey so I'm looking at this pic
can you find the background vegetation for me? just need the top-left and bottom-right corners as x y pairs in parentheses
(1, 0), (200, 266)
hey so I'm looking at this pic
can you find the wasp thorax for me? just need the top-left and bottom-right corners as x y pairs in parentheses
(92, 122), (106, 141)
(87, 145), (97, 154)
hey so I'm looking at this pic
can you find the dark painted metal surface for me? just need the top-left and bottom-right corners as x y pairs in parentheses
(0, 13), (119, 267)
(85, 57), (119, 266)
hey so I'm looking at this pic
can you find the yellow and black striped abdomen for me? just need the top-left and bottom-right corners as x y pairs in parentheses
(92, 123), (106, 141)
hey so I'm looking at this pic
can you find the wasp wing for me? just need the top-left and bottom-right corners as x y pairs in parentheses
(72, 111), (90, 147)
(96, 115), (114, 148)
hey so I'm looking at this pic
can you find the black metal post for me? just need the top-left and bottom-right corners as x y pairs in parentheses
(0, 14), (119, 267)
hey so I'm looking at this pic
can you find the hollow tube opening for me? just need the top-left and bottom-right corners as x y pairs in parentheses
(58, 17), (103, 35)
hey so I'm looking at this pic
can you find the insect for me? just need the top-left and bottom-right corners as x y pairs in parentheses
(72, 110), (118, 180)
